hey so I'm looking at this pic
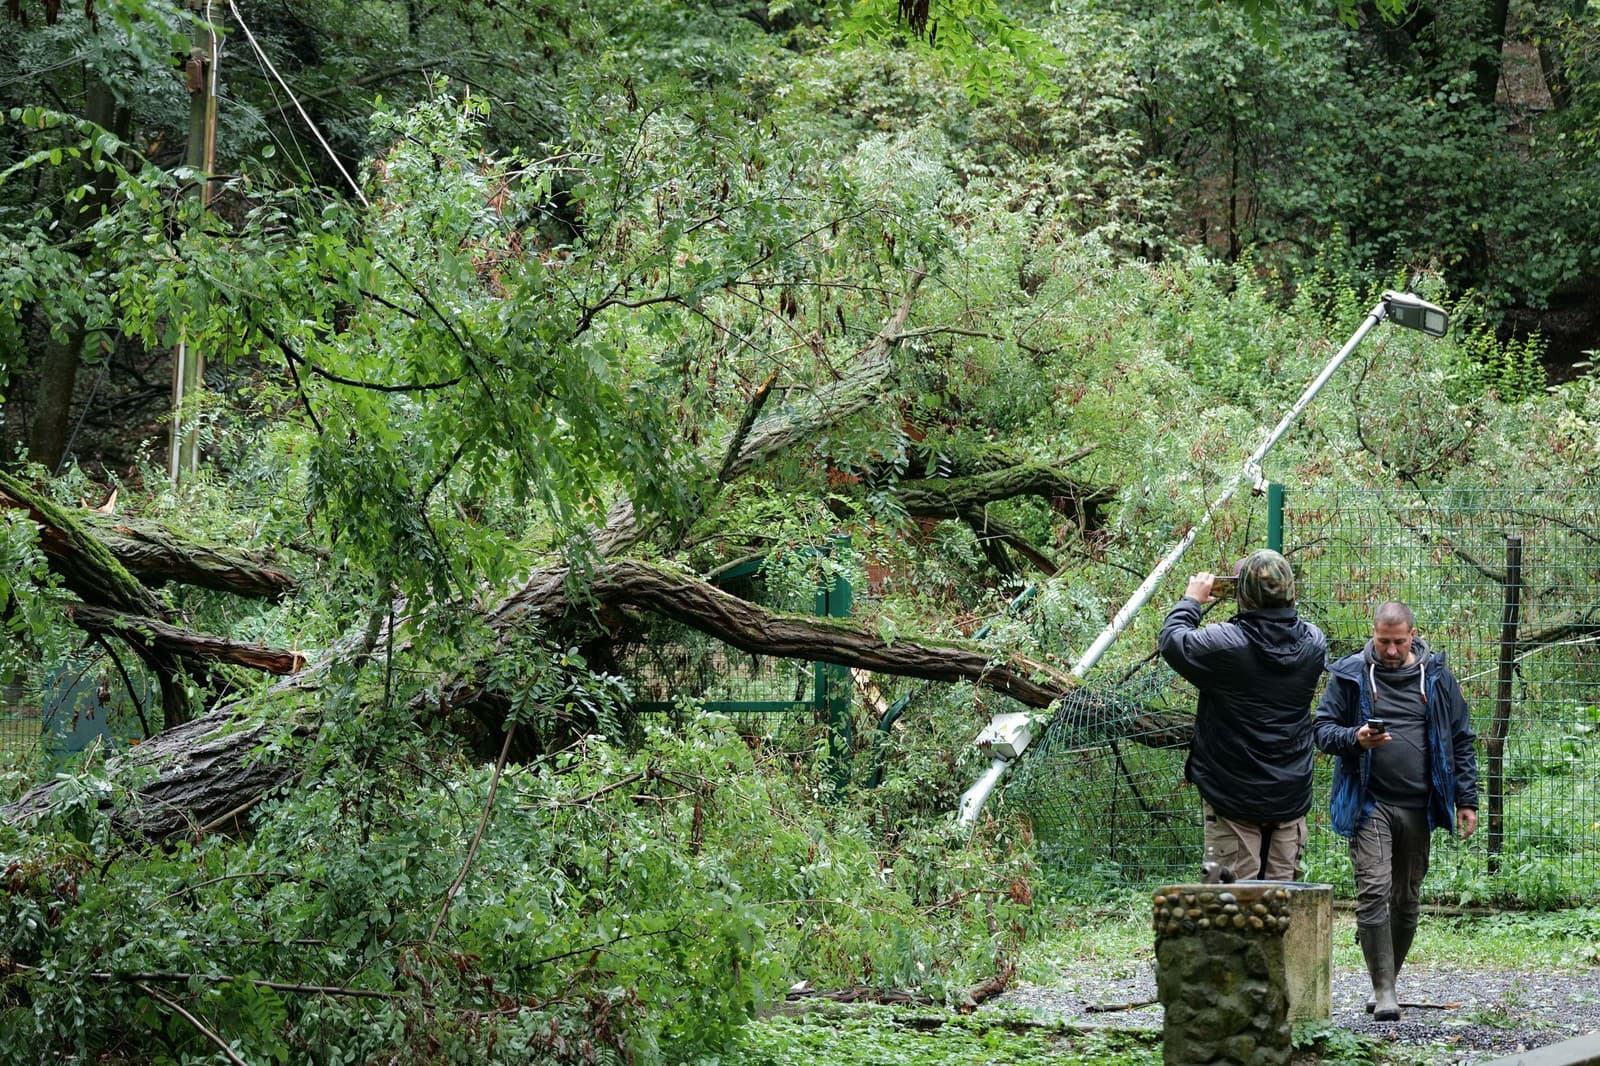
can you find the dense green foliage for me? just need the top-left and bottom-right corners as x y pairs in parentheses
(2, 0), (1599, 1060)
(2, 716), (1035, 1062)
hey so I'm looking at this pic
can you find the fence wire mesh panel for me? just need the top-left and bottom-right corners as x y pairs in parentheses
(1005, 665), (1199, 885)
(1002, 490), (1276, 888)
(1288, 487), (1600, 905)
(1, 682), (40, 763)
(619, 564), (848, 762)
(1006, 487), (1600, 905)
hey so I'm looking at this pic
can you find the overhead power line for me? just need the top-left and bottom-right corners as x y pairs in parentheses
(226, 0), (370, 206)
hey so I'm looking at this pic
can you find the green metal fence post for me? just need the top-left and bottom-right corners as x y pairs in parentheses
(1267, 481), (1284, 554)
(820, 536), (854, 791)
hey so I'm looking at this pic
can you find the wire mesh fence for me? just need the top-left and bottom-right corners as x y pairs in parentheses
(1009, 486), (1600, 906)
(1291, 487), (1600, 904)
(1, 682), (42, 764)
(619, 560), (853, 767)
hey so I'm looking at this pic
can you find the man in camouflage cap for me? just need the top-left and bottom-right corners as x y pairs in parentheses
(1237, 548), (1297, 612)
(1159, 549), (1328, 881)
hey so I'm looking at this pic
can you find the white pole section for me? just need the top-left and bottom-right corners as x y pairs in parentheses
(1065, 300), (1388, 680)
(955, 299), (1391, 826)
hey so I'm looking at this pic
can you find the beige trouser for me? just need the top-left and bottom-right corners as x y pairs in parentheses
(1202, 800), (1308, 881)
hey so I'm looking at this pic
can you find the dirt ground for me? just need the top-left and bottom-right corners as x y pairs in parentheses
(988, 959), (1600, 1063)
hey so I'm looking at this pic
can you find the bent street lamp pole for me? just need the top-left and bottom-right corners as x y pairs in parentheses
(956, 290), (1449, 826)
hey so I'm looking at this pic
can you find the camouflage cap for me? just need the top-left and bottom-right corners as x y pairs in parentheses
(1236, 549), (1296, 611)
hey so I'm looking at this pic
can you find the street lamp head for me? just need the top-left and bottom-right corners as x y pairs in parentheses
(1382, 290), (1448, 338)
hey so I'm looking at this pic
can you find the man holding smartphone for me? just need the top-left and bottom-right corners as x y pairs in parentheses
(1159, 549), (1328, 883)
(1314, 601), (1479, 1023)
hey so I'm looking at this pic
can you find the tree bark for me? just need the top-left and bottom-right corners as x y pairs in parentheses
(6, 556), (1195, 840)
(5, 692), (317, 840)
(896, 463), (1114, 530)
(27, 328), (85, 475)
(25, 79), (132, 474)
(1473, 0), (1512, 105)
(65, 604), (306, 675)
(81, 513), (299, 601)
(1, 471), (204, 725)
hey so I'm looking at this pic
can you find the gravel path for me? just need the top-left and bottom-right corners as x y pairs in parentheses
(987, 961), (1600, 1062)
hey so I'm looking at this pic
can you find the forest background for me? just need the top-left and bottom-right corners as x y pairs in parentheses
(1, 0), (1599, 1061)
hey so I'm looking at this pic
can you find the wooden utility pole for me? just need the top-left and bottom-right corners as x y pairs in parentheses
(1487, 534), (1523, 870)
(171, 0), (219, 484)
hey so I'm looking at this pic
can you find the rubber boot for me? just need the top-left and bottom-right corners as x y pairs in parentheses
(1357, 922), (1401, 1021)
(1392, 915), (1418, 975)
(1365, 917), (1418, 1013)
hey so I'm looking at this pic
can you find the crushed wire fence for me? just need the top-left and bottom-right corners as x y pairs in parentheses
(1009, 487), (1600, 906)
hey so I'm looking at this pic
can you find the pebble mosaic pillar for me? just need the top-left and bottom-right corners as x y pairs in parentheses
(1153, 883), (1293, 1066)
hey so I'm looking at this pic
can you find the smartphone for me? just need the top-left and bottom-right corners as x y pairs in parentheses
(1209, 574), (1237, 598)
(1365, 718), (1388, 734)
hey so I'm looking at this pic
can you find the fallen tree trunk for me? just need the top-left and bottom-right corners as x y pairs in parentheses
(5, 556), (1195, 841)
(1, 471), (203, 726)
(80, 514), (299, 601)
(5, 688), (319, 840)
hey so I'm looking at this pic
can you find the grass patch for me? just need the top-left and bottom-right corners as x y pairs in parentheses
(1014, 887), (1156, 985)
(708, 1006), (1161, 1065)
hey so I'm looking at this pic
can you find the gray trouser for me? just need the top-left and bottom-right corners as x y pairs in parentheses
(1202, 800), (1307, 881)
(1350, 801), (1430, 926)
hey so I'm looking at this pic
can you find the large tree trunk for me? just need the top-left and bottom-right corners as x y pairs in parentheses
(4, 557), (1195, 840)
(27, 328), (86, 474)
(5, 687), (318, 840)
(25, 79), (131, 473)
(1473, 0), (1512, 105)
(81, 513), (300, 601)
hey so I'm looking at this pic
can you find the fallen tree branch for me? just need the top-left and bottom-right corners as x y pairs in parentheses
(7, 557), (1193, 841)
(428, 721), (517, 945)
(0, 470), (203, 725)
(784, 985), (935, 1006)
(897, 463), (1114, 530)
(80, 513), (299, 601)
(66, 604), (306, 675)
(6, 962), (404, 1002)
(714, 371), (779, 491)
(1086, 997), (1157, 1013)
(481, 559), (1082, 710)
(958, 958), (1016, 1013)
(134, 981), (250, 1066)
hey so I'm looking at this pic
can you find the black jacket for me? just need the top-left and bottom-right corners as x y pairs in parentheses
(1159, 598), (1328, 823)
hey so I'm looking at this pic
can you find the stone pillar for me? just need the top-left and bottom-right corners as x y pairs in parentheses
(1276, 882), (1332, 1023)
(1153, 883), (1293, 1066)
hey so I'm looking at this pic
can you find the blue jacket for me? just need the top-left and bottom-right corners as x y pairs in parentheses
(1159, 599), (1327, 823)
(1313, 638), (1479, 838)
